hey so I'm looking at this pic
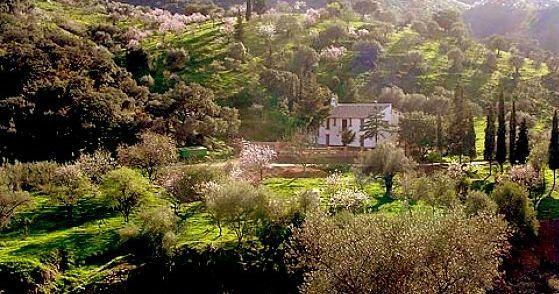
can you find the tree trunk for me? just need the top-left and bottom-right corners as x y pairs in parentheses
(484, 160), (493, 181)
(245, 0), (252, 21)
(549, 169), (557, 198)
(66, 205), (73, 223)
(384, 175), (394, 198)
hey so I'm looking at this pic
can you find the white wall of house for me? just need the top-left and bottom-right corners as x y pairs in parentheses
(317, 105), (396, 148)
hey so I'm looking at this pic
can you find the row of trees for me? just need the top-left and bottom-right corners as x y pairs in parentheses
(484, 93), (531, 174)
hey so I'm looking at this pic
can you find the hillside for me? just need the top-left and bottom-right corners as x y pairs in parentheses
(464, 0), (559, 53)
(3, 0), (559, 292)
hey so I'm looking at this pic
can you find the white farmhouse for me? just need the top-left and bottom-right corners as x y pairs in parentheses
(317, 97), (397, 148)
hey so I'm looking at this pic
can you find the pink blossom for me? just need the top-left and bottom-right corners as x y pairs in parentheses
(321, 46), (346, 61)
(239, 143), (277, 181)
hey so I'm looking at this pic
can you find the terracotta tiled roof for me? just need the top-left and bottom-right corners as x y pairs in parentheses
(329, 103), (391, 118)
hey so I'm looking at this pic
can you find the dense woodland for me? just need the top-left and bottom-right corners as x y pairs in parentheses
(2, 0), (559, 292)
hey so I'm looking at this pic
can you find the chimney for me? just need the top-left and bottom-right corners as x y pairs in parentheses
(331, 95), (338, 107)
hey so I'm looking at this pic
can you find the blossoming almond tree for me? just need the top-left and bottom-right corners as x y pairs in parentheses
(240, 143), (277, 181)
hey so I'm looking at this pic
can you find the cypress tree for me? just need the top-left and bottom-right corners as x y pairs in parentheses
(448, 86), (467, 163)
(465, 113), (477, 162)
(549, 110), (559, 196)
(436, 113), (443, 154)
(484, 105), (496, 177)
(509, 101), (517, 165)
(515, 118), (529, 164)
(496, 92), (507, 171)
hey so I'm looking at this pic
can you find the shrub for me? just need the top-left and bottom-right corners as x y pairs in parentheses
(328, 189), (367, 213)
(464, 190), (496, 216)
(165, 48), (189, 71)
(120, 206), (178, 259)
(228, 42), (247, 61)
(493, 181), (538, 235)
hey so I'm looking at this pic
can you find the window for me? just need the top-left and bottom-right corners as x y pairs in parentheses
(349, 119), (352, 127)
(326, 134), (330, 146)
(326, 118), (330, 130)
(360, 118), (364, 127)
(342, 119), (348, 130)
(333, 118), (337, 127)
(360, 135), (365, 147)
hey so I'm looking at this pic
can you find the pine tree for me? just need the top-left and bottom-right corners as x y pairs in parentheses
(515, 118), (529, 164)
(465, 114), (477, 162)
(362, 108), (394, 144)
(549, 110), (559, 196)
(483, 105), (496, 177)
(496, 92), (507, 171)
(509, 101), (517, 165)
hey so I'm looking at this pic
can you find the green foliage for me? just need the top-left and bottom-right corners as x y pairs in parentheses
(509, 102), (517, 165)
(549, 110), (559, 171)
(148, 82), (240, 147)
(484, 105), (496, 163)
(398, 112), (437, 161)
(101, 168), (152, 222)
(204, 181), (279, 244)
(496, 92), (507, 168)
(120, 206), (178, 259)
(516, 119), (530, 164)
(361, 107), (395, 143)
(360, 143), (410, 197)
(0, 14), (147, 161)
(288, 210), (510, 294)
(493, 181), (538, 235)
(340, 129), (356, 147)
(464, 190), (496, 216)
(447, 86), (470, 160)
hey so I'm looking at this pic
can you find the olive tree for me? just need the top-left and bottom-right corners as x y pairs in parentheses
(359, 143), (410, 197)
(101, 167), (152, 222)
(204, 181), (275, 244)
(287, 211), (510, 294)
